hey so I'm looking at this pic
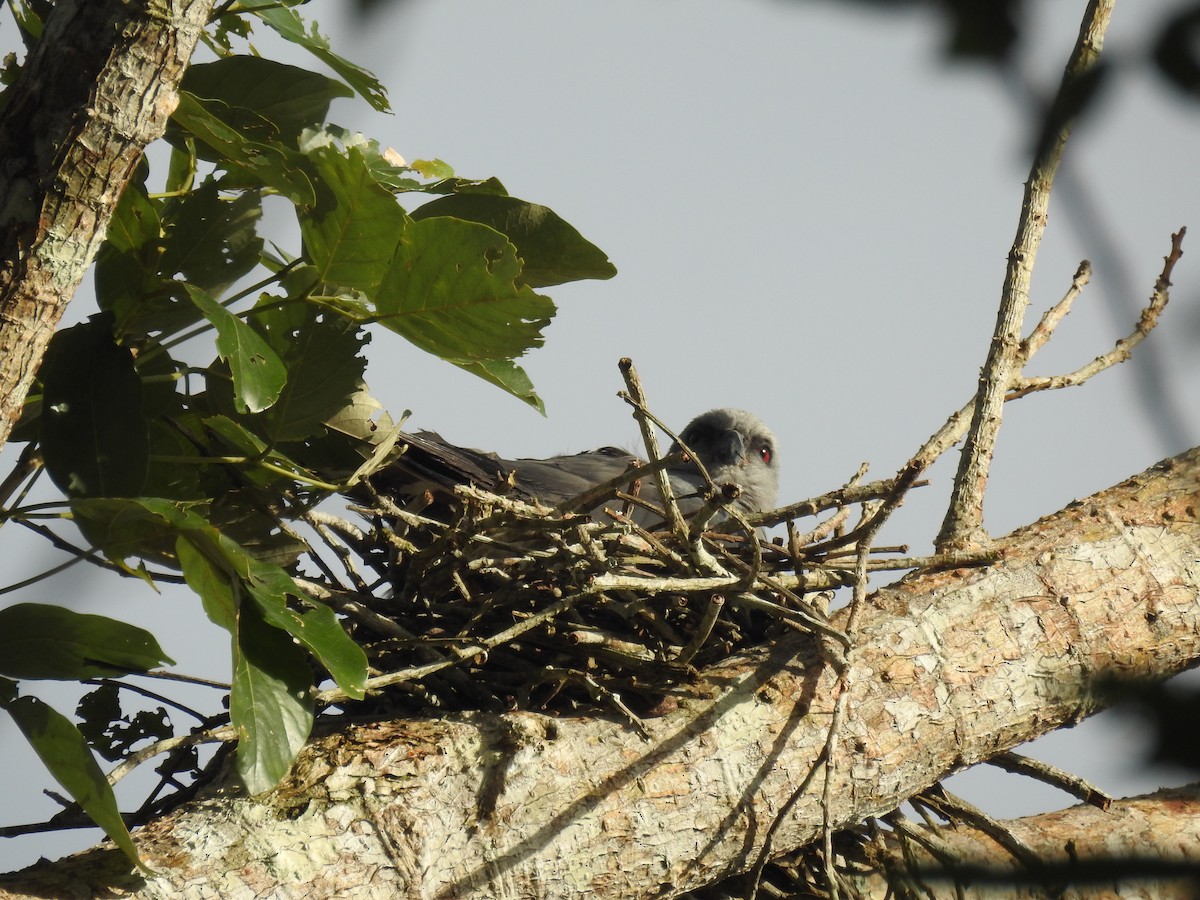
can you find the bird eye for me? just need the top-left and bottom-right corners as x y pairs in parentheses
(759, 445), (772, 465)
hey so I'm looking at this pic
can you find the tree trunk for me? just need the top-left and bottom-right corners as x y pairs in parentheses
(0, 0), (212, 446)
(2, 447), (1197, 899)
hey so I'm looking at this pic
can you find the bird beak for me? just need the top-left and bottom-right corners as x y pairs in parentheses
(716, 430), (747, 468)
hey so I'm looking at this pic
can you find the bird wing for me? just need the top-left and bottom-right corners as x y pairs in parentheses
(360, 432), (643, 510)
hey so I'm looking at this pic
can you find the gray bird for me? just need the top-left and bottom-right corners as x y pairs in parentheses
(362, 408), (779, 529)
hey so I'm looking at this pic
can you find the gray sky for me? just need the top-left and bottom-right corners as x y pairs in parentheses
(2, 0), (1198, 872)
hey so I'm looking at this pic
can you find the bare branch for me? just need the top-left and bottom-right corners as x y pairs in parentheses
(937, 0), (1115, 551)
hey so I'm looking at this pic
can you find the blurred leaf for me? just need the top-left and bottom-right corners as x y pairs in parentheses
(240, 0), (389, 112)
(941, 0), (1020, 61)
(40, 318), (148, 498)
(411, 158), (455, 180)
(172, 92), (316, 205)
(186, 285), (286, 414)
(5, 696), (146, 871)
(0, 604), (172, 680)
(300, 125), (426, 192)
(376, 216), (555, 399)
(182, 57), (351, 144)
(300, 145), (408, 294)
(412, 193), (616, 288)
(1155, 4), (1200, 100)
(231, 601), (314, 793)
(7, 0), (44, 45)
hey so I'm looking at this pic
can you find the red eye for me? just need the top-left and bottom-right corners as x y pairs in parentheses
(759, 446), (772, 465)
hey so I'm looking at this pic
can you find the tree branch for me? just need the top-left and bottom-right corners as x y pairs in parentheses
(852, 784), (1200, 898)
(4, 446), (1198, 898)
(0, 0), (213, 447)
(937, 0), (1114, 551)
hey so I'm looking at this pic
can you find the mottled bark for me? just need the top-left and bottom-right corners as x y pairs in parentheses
(0, 0), (213, 446)
(851, 784), (1200, 899)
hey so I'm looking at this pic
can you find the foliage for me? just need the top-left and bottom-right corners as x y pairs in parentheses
(0, 0), (614, 858)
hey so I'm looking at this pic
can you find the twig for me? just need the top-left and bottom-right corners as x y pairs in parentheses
(618, 358), (688, 539)
(913, 785), (1043, 871)
(675, 594), (724, 666)
(106, 724), (237, 787)
(987, 751), (1112, 810)
(937, 0), (1115, 552)
(1009, 228), (1186, 400)
(0, 441), (42, 511)
(913, 228), (1184, 472)
(1019, 260), (1092, 360)
(749, 477), (915, 530)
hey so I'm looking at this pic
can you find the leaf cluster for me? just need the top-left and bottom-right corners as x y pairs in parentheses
(0, 0), (614, 862)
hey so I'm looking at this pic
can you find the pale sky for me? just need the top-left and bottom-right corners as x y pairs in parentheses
(2, 0), (1198, 871)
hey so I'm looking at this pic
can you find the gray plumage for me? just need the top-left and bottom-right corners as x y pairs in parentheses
(363, 408), (779, 527)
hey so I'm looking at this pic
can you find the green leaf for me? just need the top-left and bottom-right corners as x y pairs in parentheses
(165, 139), (198, 195)
(249, 302), (368, 443)
(241, 0), (389, 112)
(40, 318), (148, 497)
(301, 146), (408, 294)
(452, 358), (545, 414)
(376, 215), (556, 364)
(143, 420), (203, 500)
(172, 92), (316, 205)
(182, 57), (351, 145)
(103, 166), (159, 254)
(412, 193), (616, 288)
(5, 696), (146, 871)
(140, 498), (367, 697)
(159, 181), (263, 298)
(324, 384), (395, 444)
(299, 126), (426, 193)
(177, 534), (239, 631)
(232, 601), (314, 794)
(185, 285), (286, 414)
(0, 604), (173, 680)
(72, 497), (195, 565)
(240, 562), (367, 698)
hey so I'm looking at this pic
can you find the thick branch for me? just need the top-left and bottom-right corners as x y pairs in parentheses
(0, 0), (213, 446)
(3, 447), (1199, 898)
(852, 784), (1200, 898)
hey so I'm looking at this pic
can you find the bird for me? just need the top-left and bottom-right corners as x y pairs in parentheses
(360, 408), (779, 530)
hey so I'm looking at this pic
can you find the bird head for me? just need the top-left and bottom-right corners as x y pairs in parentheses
(669, 408), (779, 515)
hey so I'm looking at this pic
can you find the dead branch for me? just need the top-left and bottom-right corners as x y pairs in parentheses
(937, 0), (1115, 551)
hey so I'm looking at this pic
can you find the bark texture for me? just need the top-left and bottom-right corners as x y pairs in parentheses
(0, 0), (212, 446)
(1, 448), (1198, 898)
(851, 784), (1200, 899)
